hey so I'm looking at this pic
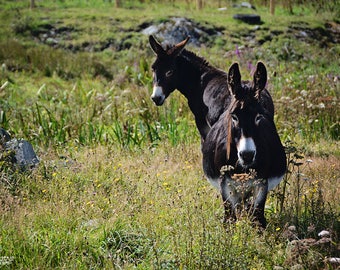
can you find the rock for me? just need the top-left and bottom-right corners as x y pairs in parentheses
(141, 25), (159, 36)
(218, 7), (227, 11)
(318, 230), (330, 238)
(45, 37), (59, 46)
(141, 17), (223, 47)
(233, 2), (257, 10)
(233, 14), (262, 25)
(328, 258), (340, 265)
(4, 138), (39, 170)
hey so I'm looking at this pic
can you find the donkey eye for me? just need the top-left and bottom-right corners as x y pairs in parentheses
(255, 114), (264, 125)
(165, 70), (173, 77)
(231, 114), (239, 125)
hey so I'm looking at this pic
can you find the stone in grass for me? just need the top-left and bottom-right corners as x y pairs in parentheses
(4, 138), (39, 170)
(327, 258), (340, 265)
(318, 230), (330, 238)
(233, 14), (262, 25)
(232, 2), (257, 10)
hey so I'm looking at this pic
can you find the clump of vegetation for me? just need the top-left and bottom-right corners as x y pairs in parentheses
(102, 224), (154, 266)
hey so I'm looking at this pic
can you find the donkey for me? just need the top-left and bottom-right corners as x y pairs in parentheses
(202, 62), (287, 227)
(149, 35), (273, 140)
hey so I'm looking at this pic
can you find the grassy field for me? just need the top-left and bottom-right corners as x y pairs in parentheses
(0, 0), (339, 269)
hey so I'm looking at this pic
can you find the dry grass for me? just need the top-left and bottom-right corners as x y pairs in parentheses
(303, 155), (340, 204)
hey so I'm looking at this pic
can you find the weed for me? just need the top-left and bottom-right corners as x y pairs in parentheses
(102, 224), (153, 267)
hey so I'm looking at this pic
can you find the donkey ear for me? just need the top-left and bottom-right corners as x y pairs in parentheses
(167, 36), (190, 57)
(227, 62), (242, 97)
(253, 62), (267, 93)
(149, 35), (166, 56)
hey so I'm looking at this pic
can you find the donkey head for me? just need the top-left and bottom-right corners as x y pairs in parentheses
(149, 35), (190, 105)
(227, 62), (269, 169)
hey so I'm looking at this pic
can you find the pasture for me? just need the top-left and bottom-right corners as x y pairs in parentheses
(0, 0), (339, 269)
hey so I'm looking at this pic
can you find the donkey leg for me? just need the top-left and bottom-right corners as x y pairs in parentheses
(220, 178), (238, 224)
(251, 179), (268, 228)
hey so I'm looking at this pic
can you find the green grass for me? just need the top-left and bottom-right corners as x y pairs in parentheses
(0, 0), (339, 269)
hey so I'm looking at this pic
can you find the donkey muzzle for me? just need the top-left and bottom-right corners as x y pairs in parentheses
(151, 86), (165, 106)
(239, 150), (255, 165)
(151, 95), (164, 106)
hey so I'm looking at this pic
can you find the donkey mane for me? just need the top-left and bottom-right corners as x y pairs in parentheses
(163, 40), (215, 75)
(179, 49), (212, 72)
(164, 42), (211, 70)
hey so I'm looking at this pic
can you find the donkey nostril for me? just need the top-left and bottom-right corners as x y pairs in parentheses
(151, 95), (164, 106)
(240, 150), (255, 164)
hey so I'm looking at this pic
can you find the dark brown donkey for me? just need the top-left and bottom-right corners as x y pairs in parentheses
(149, 35), (236, 140)
(202, 62), (286, 227)
(149, 36), (286, 227)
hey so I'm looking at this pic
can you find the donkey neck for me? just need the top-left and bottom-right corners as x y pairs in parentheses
(176, 50), (210, 98)
(175, 51), (212, 138)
